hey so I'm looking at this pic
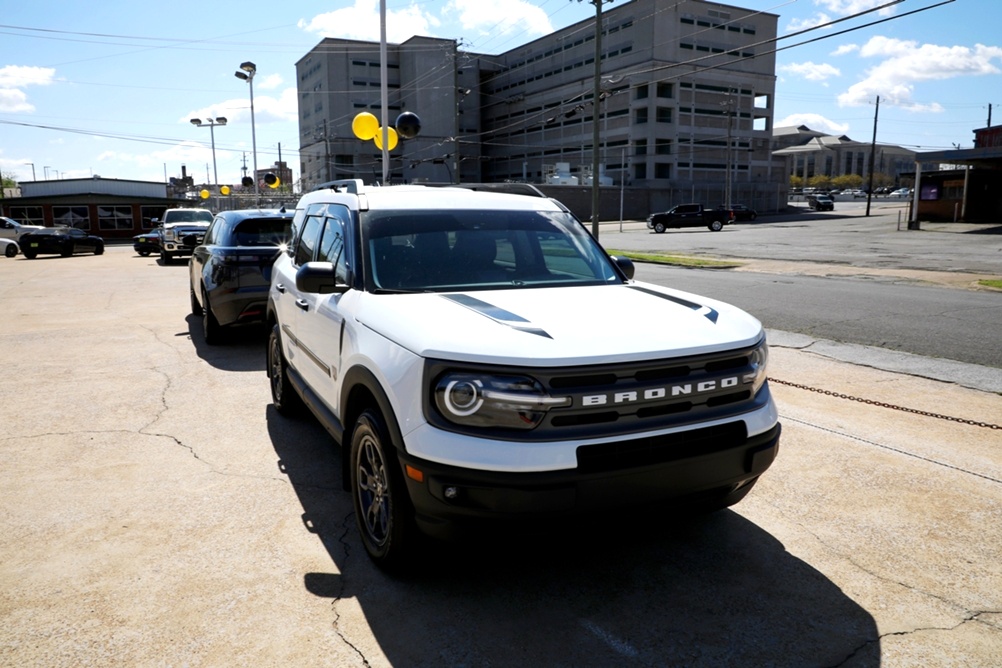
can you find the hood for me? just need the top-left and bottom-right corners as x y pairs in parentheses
(355, 282), (764, 366)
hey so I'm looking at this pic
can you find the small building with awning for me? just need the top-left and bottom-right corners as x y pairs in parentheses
(911, 125), (1002, 224)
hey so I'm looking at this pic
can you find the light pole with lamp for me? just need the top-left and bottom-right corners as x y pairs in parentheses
(190, 117), (227, 186)
(234, 61), (259, 202)
(24, 163), (35, 181)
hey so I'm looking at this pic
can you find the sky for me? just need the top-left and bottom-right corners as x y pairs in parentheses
(1, 0), (999, 187)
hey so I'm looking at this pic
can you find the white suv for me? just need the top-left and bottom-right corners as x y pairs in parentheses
(266, 180), (780, 570)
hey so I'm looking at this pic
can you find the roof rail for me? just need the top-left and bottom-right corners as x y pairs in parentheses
(312, 179), (365, 194)
(426, 182), (548, 198)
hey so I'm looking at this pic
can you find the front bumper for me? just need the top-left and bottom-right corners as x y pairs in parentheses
(398, 421), (780, 539)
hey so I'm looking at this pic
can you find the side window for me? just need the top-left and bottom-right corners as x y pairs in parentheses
(317, 212), (349, 283)
(203, 217), (223, 245)
(294, 215), (324, 266)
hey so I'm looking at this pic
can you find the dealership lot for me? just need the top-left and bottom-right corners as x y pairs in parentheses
(1, 246), (1000, 667)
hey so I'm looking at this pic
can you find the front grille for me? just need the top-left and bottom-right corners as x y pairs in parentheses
(424, 342), (766, 442)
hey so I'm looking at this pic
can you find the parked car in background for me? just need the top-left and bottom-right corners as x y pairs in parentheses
(154, 208), (213, 264)
(18, 227), (104, 259)
(890, 188), (912, 197)
(726, 204), (758, 221)
(0, 216), (45, 240)
(1, 238), (19, 258)
(188, 208), (294, 344)
(647, 203), (734, 232)
(807, 195), (835, 211)
(132, 229), (163, 257)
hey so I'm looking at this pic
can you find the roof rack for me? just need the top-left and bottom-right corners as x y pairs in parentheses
(312, 179), (365, 194)
(425, 182), (547, 198)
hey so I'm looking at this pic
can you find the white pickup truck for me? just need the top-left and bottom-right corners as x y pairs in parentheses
(153, 208), (213, 264)
(265, 181), (781, 570)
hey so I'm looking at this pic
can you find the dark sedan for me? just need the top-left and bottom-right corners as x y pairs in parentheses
(188, 208), (294, 344)
(19, 227), (105, 259)
(721, 204), (757, 221)
(133, 229), (163, 256)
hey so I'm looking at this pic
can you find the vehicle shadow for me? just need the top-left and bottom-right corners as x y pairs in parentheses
(184, 314), (267, 372)
(266, 406), (881, 667)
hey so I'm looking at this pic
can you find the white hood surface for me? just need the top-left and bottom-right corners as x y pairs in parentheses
(355, 281), (764, 366)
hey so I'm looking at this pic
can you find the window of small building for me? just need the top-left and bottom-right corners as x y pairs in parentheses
(52, 206), (91, 230)
(98, 205), (135, 231)
(655, 163), (671, 179)
(633, 139), (648, 156)
(141, 206), (166, 229)
(655, 139), (672, 155)
(8, 206), (44, 226)
(635, 85), (649, 100)
(656, 107), (673, 123)
(656, 82), (673, 98)
(635, 108), (648, 124)
(634, 162), (647, 179)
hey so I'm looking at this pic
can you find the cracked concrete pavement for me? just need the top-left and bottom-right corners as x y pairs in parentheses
(1, 243), (1000, 667)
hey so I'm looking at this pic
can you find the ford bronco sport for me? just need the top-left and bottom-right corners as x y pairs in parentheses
(266, 180), (780, 569)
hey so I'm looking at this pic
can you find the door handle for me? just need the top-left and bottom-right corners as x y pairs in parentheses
(275, 283), (286, 293)
(295, 299), (309, 311)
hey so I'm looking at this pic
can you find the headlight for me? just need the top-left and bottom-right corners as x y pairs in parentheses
(742, 342), (769, 395)
(434, 372), (570, 430)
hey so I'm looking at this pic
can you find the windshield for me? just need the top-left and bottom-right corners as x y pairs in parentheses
(362, 208), (622, 293)
(165, 210), (213, 224)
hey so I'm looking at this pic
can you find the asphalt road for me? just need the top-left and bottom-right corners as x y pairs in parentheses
(632, 263), (1002, 370)
(2, 245), (1001, 667)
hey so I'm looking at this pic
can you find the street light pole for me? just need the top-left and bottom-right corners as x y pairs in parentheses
(190, 117), (227, 186)
(235, 62), (259, 203)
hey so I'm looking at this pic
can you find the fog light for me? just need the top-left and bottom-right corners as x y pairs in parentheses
(444, 486), (459, 500)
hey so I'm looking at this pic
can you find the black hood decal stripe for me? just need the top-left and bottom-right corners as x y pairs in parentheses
(627, 285), (719, 324)
(442, 294), (553, 339)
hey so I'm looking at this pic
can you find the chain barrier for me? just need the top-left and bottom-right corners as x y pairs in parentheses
(771, 378), (1001, 431)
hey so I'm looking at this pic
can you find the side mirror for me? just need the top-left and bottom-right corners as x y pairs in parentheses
(296, 261), (349, 295)
(610, 255), (635, 280)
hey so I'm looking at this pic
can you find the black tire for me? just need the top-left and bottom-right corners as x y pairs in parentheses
(138, 250), (150, 257)
(61, 243), (74, 257)
(160, 250), (172, 265)
(267, 324), (304, 416)
(189, 285), (202, 316)
(201, 288), (224, 345)
(94, 243), (104, 256)
(23, 251), (36, 259)
(4, 244), (16, 258)
(654, 221), (666, 234)
(749, 213), (757, 221)
(709, 220), (724, 232)
(351, 409), (416, 570)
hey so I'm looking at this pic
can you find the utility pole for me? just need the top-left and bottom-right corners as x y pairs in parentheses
(580, 0), (615, 239)
(866, 95), (879, 217)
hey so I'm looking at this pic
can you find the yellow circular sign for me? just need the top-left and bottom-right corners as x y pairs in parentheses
(373, 126), (398, 151)
(352, 112), (378, 140)
(199, 189), (210, 199)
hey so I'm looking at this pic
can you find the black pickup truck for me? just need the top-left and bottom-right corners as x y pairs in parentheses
(647, 203), (734, 233)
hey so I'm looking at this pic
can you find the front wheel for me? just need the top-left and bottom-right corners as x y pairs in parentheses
(4, 244), (16, 258)
(23, 251), (36, 259)
(351, 410), (416, 570)
(160, 250), (172, 265)
(94, 243), (104, 256)
(61, 243), (74, 257)
(709, 220), (724, 232)
(653, 221), (666, 234)
(266, 324), (304, 416)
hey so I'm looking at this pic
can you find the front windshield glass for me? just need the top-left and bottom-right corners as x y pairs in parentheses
(362, 208), (622, 293)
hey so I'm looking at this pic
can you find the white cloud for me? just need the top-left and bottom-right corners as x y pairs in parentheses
(257, 74), (284, 90)
(0, 88), (34, 113)
(785, 0), (896, 33)
(779, 61), (841, 82)
(298, 0), (441, 43)
(0, 65), (56, 113)
(776, 113), (850, 136)
(831, 43), (858, 56)
(444, 0), (553, 37)
(183, 88), (299, 127)
(0, 65), (56, 89)
(837, 37), (1002, 110)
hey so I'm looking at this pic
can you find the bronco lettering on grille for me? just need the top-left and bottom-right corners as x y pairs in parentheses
(581, 376), (742, 406)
